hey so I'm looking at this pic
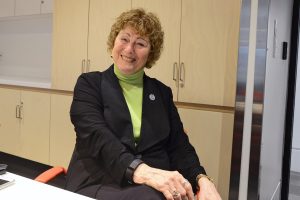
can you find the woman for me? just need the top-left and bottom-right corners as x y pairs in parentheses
(66, 8), (221, 200)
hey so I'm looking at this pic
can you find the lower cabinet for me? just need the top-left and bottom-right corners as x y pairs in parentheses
(178, 108), (234, 200)
(0, 88), (21, 156)
(19, 90), (50, 164)
(0, 88), (50, 164)
(49, 94), (75, 168)
(0, 87), (75, 168)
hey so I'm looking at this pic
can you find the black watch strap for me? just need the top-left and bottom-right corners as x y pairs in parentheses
(125, 159), (144, 184)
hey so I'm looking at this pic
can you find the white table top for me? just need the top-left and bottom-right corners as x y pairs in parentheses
(0, 172), (94, 199)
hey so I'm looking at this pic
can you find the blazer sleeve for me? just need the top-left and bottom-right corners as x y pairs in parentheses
(70, 73), (135, 185)
(163, 86), (207, 192)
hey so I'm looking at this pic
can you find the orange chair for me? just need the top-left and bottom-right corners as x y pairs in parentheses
(34, 166), (67, 183)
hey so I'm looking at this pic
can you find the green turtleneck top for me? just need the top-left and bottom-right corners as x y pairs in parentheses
(114, 65), (143, 142)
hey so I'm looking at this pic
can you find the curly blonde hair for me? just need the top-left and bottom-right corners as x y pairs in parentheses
(107, 8), (164, 69)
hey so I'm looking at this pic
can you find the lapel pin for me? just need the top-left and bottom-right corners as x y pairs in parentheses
(149, 94), (155, 101)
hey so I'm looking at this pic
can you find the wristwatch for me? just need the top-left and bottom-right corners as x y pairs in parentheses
(125, 159), (144, 184)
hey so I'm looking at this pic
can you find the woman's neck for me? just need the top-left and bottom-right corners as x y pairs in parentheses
(114, 64), (144, 85)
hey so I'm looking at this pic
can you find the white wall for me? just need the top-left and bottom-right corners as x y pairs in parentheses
(259, 0), (293, 199)
(291, 48), (300, 172)
(0, 15), (52, 87)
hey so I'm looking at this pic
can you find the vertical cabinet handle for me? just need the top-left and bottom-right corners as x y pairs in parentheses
(81, 59), (86, 73)
(19, 102), (23, 119)
(15, 102), (23, 119)
(179, 62), (185, 88)
(173, 62), (179, 88)
(16, 105), (20, 118)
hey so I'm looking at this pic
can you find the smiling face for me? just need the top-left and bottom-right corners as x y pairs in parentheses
(112, 26), (151, 75)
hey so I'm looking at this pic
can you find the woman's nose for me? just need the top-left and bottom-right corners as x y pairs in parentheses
(124, 42), (135, 53)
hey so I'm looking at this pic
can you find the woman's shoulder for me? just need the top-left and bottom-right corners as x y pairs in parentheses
(77, 71), (102, 86)
(145, 75), (171, 92)
(77, 66), (113, 83)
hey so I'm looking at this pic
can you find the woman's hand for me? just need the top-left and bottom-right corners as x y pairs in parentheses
(197, 177), (222, 200)
(133, 163), (194, 200)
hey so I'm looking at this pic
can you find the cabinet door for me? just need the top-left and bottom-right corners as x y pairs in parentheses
(20, 91), (50, 164)
(52, 0), (89, 91)
(0, 88), (21, 156)
(41, 0), (53, 14)
(49, 94), (75, 168)
(88, 0), (131, 72)
(178, 108), (234, 199)
(15, 0), (41, 16)
(179, 0), (240, 106)
(0, 0), (15, 17)
(132, 0), (181, 100)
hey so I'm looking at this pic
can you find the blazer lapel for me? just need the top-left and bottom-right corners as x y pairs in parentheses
(101, 66), (135, 150)
(137, 76), (170, 152)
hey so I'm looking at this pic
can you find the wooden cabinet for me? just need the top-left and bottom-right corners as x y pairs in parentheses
(15, 0), (42, 16)
(0, 0), (15, 17)
(15, 0), (53, 15)
(51, 0), (89, 91)
(40, 0), (53, 14)
(132, 0), (181, 101)
(0, 88), (21, 155)
(19, 90), (50, 164)
(178, 108), (234, 199)
(0, 87), (75, 167)
(49, 94), (75, 168)
(88, 0), (131, 72)
(179, 0), (239, 106)
(0, 88), (50, 164)
(0, 0), (53, 17)
(52, 0), (130, 91)
(134, 0), (240, 106)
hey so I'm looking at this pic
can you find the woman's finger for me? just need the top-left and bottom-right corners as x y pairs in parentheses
(171, 190), (182, 200)
(162, 189), (175, 200)
(181, 179), (194, 200)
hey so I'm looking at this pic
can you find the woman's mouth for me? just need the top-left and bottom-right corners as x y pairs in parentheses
(122, 55), (136, 63)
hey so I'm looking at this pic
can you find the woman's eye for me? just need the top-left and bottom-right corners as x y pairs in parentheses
(136, 40), (148, 48)
(120, 37), (129, 43)
(137, 42), (146, 47)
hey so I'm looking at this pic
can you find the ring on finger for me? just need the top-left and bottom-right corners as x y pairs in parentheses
(172, 190), (180, 198)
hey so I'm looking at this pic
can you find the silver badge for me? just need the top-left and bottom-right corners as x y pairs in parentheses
(149, 94), (155, 101)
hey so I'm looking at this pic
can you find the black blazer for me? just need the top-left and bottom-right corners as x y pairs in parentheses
(65, 65), (206, 195)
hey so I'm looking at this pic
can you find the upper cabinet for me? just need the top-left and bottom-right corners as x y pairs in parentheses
(15, 0), (53, 15)
(88, 0), (131, 72)
(51, 0), (89, 91)
(0, 0), (15, 17)
(51, 0), (131, 91)
(0, 0), (53, 17)
(40, 0), (53, 14)
(132, 0), (181, 101)
(134, 0), (240, 106)
(0, 0), (53, 88)
(179, 0), (240, 106)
